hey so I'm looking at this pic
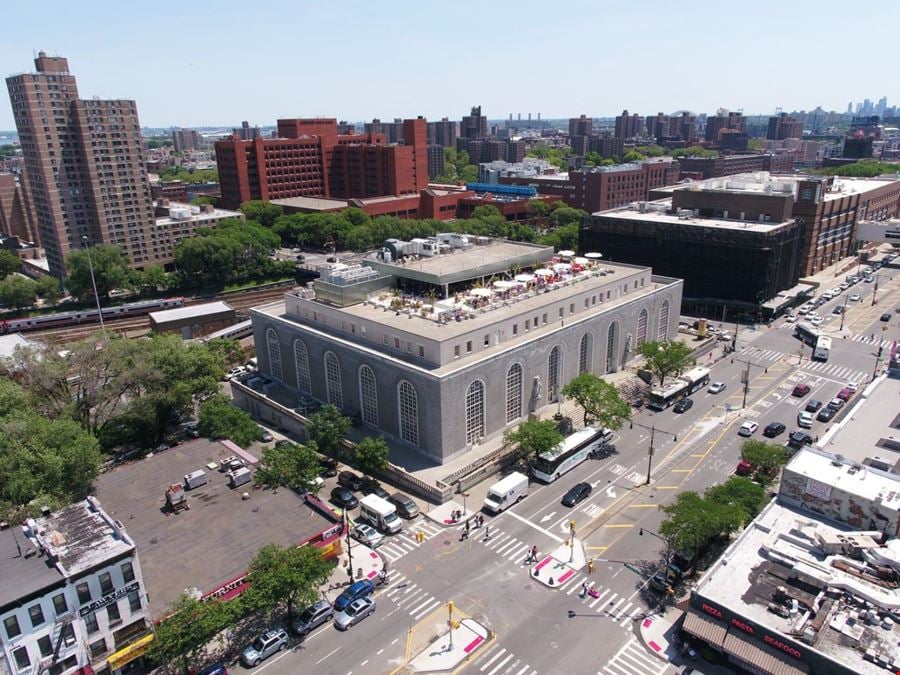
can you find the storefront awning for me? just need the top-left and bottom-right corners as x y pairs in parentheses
(682, 611), (727, 646)
(722, 630), (809, 675)
(106, 632), (155, 670)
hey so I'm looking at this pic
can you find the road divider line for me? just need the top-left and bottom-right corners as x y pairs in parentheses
(505, 509), (564, 542)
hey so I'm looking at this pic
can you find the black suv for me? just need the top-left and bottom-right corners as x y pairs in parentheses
(805, 399), (822, 413)
(673, 398), (693, 413)
(763, 422), (786, 438)
(817, 407), (836, 422)
(788, 431), (814, 450)
(360, 478), (390, 500)
(338, 471), (363, 491)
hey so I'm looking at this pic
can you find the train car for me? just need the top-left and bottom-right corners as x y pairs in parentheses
(0, 297), (185, 334)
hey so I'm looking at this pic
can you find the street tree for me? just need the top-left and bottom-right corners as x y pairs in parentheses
(504, 418), (563, 459)
(255, 441), (324, 494)
(548, 206), (585, 229)
(34, 275), (61, 305)
(204, 337), (245, 367)
(636, 340), (695, 386)
(0, 275), (37, 309)
(705, 476), (768, 523)
(198, 394), (260, 447)
(245, 544), (333, 620)
(239, 199), (284, 228)
(529, 199), (550, 218)
(354, 436), (390, 476)
(305, 405), (350, 458)
(562, 373), (631, 428)
(658, 491), (744, 562)
(65, 244), (130, 300)
(0, 250), (20, 278)
(149, 593), (235, 674)
(740, 439), (788, 479)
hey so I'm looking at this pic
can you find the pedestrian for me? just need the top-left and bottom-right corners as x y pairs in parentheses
(580, 581), (589, 598)
(484, 525), (491, 540)
(530, 545), (538, 562)
(465, 520), (470, 534)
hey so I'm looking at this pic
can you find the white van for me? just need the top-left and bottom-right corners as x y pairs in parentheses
(359, 494), (403, 533)
(483, 472), (529, 514)
(183, 470), (208, 490)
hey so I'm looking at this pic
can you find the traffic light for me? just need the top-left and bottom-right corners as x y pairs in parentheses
(639, 528), (644, 536)
(587, 559), (595, 574)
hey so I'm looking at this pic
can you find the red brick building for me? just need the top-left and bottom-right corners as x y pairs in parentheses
(215, 118), (428, 209)
(676, 153), (794, 179)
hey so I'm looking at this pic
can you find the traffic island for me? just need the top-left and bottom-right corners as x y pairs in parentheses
(531, 536), (586, 589)
(406, 617), (491, 673)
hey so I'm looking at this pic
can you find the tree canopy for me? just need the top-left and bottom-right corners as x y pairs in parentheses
(504, 418), (564, 459)
(431, 147), (478, 184)
(158, 167), (218, 183)
(705, 476), (768, 521)
(354, 436), (390, 476)
(65, 244), (131, 300)
(561, 373), (631, 428)
(671, 145), (718, 158)
(0, 250), (20, 278)
(305, 405), (350, 458)
(636, 340), (696, 386)
(244, 544), (332, 620)
(174, 218), (282, 287)
(813, 160), (900, 177)
(239, 200), (284, 228)
(0, 275), (38, 309)
(148, 593), (237, 673)
(740, 439), (788, 481)
(254, 441), (324, 494)
(198, 394), (260, 448)
(658, 490), (744, 561)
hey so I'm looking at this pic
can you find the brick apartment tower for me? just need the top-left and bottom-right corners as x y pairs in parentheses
(6, 53), (154, 278)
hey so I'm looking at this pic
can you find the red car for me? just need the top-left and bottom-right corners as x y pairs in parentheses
(735, 460), (754, 476)
(792, 383), (811, 397)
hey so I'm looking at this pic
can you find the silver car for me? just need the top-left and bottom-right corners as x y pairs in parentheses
(292, 600), (333, 637)
(334, 597), (376, 630)
(352, 522), (384, 548)
(241, 628), (288, 666)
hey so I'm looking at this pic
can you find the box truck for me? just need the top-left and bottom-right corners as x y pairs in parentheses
(359, 494), (402, 534)
(483, 472), (529, 514)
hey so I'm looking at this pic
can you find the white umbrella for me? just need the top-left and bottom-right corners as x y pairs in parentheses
(573, 257), (589, 265)
(558, 250), (576, 258)
(585, 252), (603, 259)
(515, 273), (535, 283)
(534, 269), (555, 277)
(554, 263), (572, 272)
(493, 280), (519, 289)
(469, 288), (492, 297)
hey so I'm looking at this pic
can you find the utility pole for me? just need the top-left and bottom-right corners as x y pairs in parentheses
(630, 420), (677, 485)
(839, 289), (848, 331)
(733, 357), (763, 409)
(82, 236), (106, 335)
(872, 274), (880, 306)
(344, 510), (355, 582)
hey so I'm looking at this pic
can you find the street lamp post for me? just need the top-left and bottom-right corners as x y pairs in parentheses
(82, 235), (106, 334)
(872, 274), (880, 307)
(344, 510), (355, 583)
(630, 420), (677, 485)
(461, 492), (470, 517)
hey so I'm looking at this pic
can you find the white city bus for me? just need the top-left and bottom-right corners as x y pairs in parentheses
(531, 426), (613, 483)
(813, 335), (832, 362)
(647, 367), (711, 410)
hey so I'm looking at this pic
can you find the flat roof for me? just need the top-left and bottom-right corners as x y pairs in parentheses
(818, 374), (900, 470)
(695, 498), (900, 674)
(0, 333), (37, 359)
(593, 199), (794, 233)
(93, 439), (337, 618)
(0, 527), (62, 611)
(150, 301), (233, 324)
(271, 196), (349, 211)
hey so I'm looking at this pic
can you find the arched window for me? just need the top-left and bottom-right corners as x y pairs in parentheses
(358, 365), (378, 426)
(637, 308), (649, 346)
(398, 380), (419, 446)
(324, 351), (343, 408)
(266, 328), (282, 381)
(578, 333), (593, 374)
(465, 380), (486, 445)
(293, 339), (311, 394)
(505, 363), (523, 424)
(548, 346), (561, 403)
(658, 300), (670, 341)
(606, 322), (619, 374)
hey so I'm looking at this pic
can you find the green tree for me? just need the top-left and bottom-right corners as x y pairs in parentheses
(197, 394), (260, 447)
(305, 405), (350, 458)
(239, 200), (285, 228)
(0, 250), (20, 278)
(538, 223), (580, 252)
(158, 167), (218, 183)
(190, 195), (215, 207)
(705, 476), (768, 522)
(204, 337), (245, 367)
(0, 275), (37, 309)
(34, 275), (61, 305)
(623, 149), (646, 162)
(740, 439), (788, 479)
(562, 372), (631, 428)
(671, 145), (718, 158)
(245, 544), (332, 621)
(636, 340), (695, 386)
(658, 491), (744, 562)
(255, 441), (324, 494)
(529, 199), (550, 218)
(137, 264), (172, 293)
(149, 593), (235, 674)
(355, 436), (390, 476)
(174, 218), (281, 287)
(548, 206), (585, 229)
(65, 244), (130, 300)
(503, 418), (564, 459)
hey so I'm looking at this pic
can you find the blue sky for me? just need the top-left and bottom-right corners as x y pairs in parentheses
(2, 1), (898, 130)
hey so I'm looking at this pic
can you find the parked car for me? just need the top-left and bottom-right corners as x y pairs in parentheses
(792, 383), (811, 397)
(274, 439), (293, 449)
(788, 431), (814, 450)
(258, 428), (274, 443)
(197, 664), (228, 675)
(805, 399), (822, 412)
(849, 293), (862, 302)
(351, 522), (384, 548)
(735, 459), (754, 476)
(797, 411), (813, 429)
(360, 478), (391, 500)
(562, 482), (593, 507)
(334, 597), (376, 630)
(816, 407), (836, 422)
(708, 381), (727, 394)
(673, 398), (694, 413)
(240, 629), (288, 667)
(330, 487), (359, 510)
(881, 313), (892, 322)
(389, 492), (420, 519)
(292, 600), (333, 637)
(319, 458), (338, 478)
(785, 314), (798, 322)
(738, 421), (759, 437)
(846, 381), (860, 392)
(763, 422), (786, 438)
(836, 387), (854, 402)
(333, 579), (375, 611)
(831, 306), (845, 316)
(827, 397), (844, 411)
(338, 471), (364, 491)
(810, 316), (824, 326)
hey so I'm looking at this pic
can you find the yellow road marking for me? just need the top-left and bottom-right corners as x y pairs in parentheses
(672, 469), (691, 473)
(586, 545), (609, 551)
(628, 504), (657, 508)
(603, 523), (634, 528)
(689, 453), (704, 458)
(653, 486), (678, 490)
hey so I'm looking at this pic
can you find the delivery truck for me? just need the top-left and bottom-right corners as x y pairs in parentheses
(483, 472), (529, 514)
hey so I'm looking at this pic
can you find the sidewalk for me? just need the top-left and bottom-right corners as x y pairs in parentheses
(531, 537), (586, 588)
(423, 500), (476, 528)
(323, 538), (384, 600)
(637, 606), (735, 675)
(407, 617), (491, 673)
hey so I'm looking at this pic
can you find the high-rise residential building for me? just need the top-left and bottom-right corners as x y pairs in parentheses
(427, 118), (458, 147)
(614, 110), (642, 139)
(569, 115), (593, 138)
(766, 113), (803, 141)
(365, 118), (404, 144)
(0, 172), (37, 243)
(215, 118), (428, 209)
(6, 52), (155, 278)
(460, 106), (487, 140)
(234, 120), (261, 140)
(704, 109), (746, 143)
(427, 145), (445, 179)
(645, 112), (669, 141)
(171, 128), (202, 152)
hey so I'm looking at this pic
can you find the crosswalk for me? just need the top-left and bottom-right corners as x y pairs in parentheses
(738, 345), (868, 382)
(475, 645), (537, 675)
(602, 638), (670, 675)
(850, 333), (890, 345)
(380, 571), (443, 621)
(378, 520), (444, 563)
(474, 526), (538, 566)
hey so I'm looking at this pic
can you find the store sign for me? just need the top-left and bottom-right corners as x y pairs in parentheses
(205, 574), (249, 601)
(805, 478), (832, 501)
(79, 582), (139, 617)
(106, 633), (154, 670)
(732, 617), (754, 634)
(764, 634), (802, 659)
(701, 603), (723, 619)
(322, 523), (342, 540)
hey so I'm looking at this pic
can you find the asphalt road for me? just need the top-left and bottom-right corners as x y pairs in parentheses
(231, 268), (900, 675)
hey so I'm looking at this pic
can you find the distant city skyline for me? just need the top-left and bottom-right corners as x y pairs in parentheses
(1, 0), (899, 131)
